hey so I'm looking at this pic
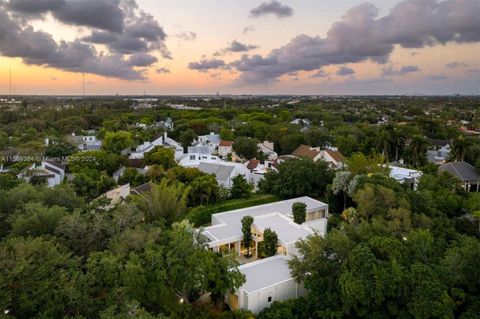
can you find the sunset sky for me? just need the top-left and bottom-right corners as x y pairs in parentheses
(0, 0), (479, 95)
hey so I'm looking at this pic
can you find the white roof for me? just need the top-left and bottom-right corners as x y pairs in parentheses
(254, 213), (313, 246)
(238, 255), (293, 294)
(203, 196), (328, 247)
(388, 165), (422, 181)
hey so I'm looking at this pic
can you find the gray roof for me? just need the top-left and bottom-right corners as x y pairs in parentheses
(439, 161), (480, 181)
(238, 256), (293, 294)
(198, 162), (235, 181)
(254, 213), (312, 245)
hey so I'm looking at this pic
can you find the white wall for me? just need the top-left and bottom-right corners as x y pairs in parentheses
(243, 279), (303, 313)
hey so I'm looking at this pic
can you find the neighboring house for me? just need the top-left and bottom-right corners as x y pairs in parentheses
(178, 153), (222, 167)
(218, 140), (234, 157)
(197, 162), (251, 189)
(17, 161), (65, 187)
(439, 161), (480, 192)
(257, 141), (278, 161)
(292, 145), (345, 169)
(96, 184), (131, 210)
(292, 144), (322, 161)
(388, 165), (423, 190)
(129, 133), (184, 161)
(154, 117), (174, 130)
(200, 197), (328, 313)
(427, 144), (451, 165)
(290, 118), (311, 132)
(319, 148), (346, 169)
(197, 132), (221, 148)
(244, 159), (277, 190)
(187, 144), (216, 155)
(67, 133), (102, 151)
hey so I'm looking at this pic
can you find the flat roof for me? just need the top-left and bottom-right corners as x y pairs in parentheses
(254, 213), (313, 245)
(238, 255), (293, 294)
(203, 196), (327, 246)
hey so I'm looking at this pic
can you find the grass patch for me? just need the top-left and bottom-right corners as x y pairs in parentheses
(187, 194), (280, 227)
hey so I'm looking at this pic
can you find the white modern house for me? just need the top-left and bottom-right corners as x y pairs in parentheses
(129, 133), (184, 161)
(67, 133), (102, 151)
(427, 144), (451, 165)
(197, 132), (221, 148)
(17, 161), (65, 187)
(388, 165), (423, 190)
(178, 153), (223, 167)
(200, 197), (329, 313)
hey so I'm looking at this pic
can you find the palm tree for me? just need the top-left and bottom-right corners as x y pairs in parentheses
(133, 179), (190, 225)
(451, 135), (473, 162)
(376, 128), (393, 161)
(408, 135), (429, 168)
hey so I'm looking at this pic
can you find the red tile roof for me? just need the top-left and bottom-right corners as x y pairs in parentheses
(219, 140), (233, 147)
(246, 159), (260, 170)
(292, 144), (320, 160)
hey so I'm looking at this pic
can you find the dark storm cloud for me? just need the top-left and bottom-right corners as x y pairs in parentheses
(250, 1), (293, 18)
(214, 40), (258, 56)
(1, 0), (169, 80)
(7, 0), (65, 15)
(188, 59), (227, 72)
(232, 0), (480, 84)
(336, 67), (355, 76)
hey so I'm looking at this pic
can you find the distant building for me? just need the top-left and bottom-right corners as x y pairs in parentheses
(18, 161), (65, 187)
(197, 162), (251, 189)
(95, 184), (131, 210)
(129, 133), (183, 161)
(292, 145), (345, 169)
(427, 144), (450, 165)
(218, 140), (234, 157)
(67, 133), (102, 151)
(388, 165), (423, 190)
(257, 141), (277, 161)
(439, 161), (480, 192)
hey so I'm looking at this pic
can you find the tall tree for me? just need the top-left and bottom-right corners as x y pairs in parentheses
(407, 135), (429, 167)
(241, 215), (254, 257)
(451, 135), (473, 162)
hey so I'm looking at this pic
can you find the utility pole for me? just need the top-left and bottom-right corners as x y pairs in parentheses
(9, 67), (12, 96)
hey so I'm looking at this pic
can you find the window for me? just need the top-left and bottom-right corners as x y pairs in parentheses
(190, 155), (195, 160)
(267, 296), (272, 303)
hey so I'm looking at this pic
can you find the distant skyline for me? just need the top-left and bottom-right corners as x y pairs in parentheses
(0, 0), (479, 95)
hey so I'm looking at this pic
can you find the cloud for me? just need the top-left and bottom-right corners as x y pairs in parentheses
(188, 58), (227, 72)
(214, 40), (258, 56)
(336, 66), (355, 76)
(175, 31), (197, 41)
(1, 0), (169, 80)
(243, 26), (255, 34)
(127, 52), (157, 66)
(428, 74), (448, 80)
(230, 0), (480, 84)
(382, 65), (420, 76)
(250, 1), (293, 18)
(310, 69), (329, 78)
(399, 65), (420, 74)
(156, 67), (170, 74)
(446, 61), (469, 69)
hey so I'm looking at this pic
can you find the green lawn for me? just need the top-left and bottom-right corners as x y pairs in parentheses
(187, 194), (280, 227)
